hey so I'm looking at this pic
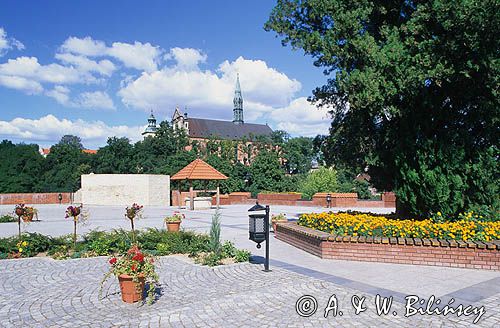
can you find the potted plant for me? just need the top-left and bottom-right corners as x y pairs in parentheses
(22, 206), (38, 222)
(125, 203), (143, 242)
(65, 205), (88, 249)
(100, 245), (158, 304)
(271, 213), (287, 233)
(164, 212), (184, 232)
(14, 204), (25, 238)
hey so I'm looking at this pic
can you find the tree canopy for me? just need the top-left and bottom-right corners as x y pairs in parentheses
(266, 0), (500, 217)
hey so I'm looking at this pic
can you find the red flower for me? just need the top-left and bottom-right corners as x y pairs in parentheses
(127, 245), (140, 255)
(131, 264), (137, 271)
(150, 258), (154, 264)
(109, 257), (117, 265)
(132, 253), (144, 262)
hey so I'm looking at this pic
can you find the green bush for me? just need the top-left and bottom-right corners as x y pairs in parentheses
(299, 167), (338, 200)
(0, 228), (249, 266)
(234, 249), (251, 263)
(209, 211), (221, 254)
(0, 214), (16, 223)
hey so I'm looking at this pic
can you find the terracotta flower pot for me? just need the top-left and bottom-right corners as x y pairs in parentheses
(118, 274), (145, 303)
(166, 220), (181, 232)
(15, 208), (24, 217)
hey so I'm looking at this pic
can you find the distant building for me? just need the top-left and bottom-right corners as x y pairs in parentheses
(38, 147), (96, 158)
(142, 110), (159, 139)
(171, 75), (273, 164)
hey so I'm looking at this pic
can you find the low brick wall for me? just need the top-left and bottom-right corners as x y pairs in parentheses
(202, 191), (396, 208)
(257, 193), (302, 206)
(382, 192), (396, 208)
(0, 193), (72, 205)
(172, 191), (198, 207)
(276, 222), (500, 271)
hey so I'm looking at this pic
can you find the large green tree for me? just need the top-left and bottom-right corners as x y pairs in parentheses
(0, 140), (44, 193)
(266, 0), (500, 217)
(134, 121), (191, 174)
(38, 135), (91, 192)
(249, 150), (286, 195)
(93, 137), (135, 174)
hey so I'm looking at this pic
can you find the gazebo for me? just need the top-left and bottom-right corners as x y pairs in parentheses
(171, 159), (228, 210)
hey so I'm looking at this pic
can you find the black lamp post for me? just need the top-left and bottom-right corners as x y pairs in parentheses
(244, 172), (251, 189)
(326, 193), (332, 208)
(248, 202), (271, 272)
(58, 193), (63, 204)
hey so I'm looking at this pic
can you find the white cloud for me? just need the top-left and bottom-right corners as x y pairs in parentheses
(60, 36), (163, 72)
(165, 47), (207, 70)
(74, 91), (115, 110)
(55, 53), (116, 76)
(0, 27), (25, 56)
(60, 36), (107, 57)
(107, 41), (162, 72)
(268, 97), (331, 136)
(45, 86), (115, 110)
(118, 55), (302, 121)
(45, 85), (70, 104)
(0, 75), (43, 94)
(0, 114), (143, 148)
(0, 56), (98, 86)
(218, 57), (301, 107)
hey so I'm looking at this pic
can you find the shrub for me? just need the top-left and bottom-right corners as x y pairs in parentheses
(299, 167), (338, 200)
(0, 214), (16, 223)
(234, 249), (251, 263)
(0, 228), (249, 265)
(209, 211), (221, 254)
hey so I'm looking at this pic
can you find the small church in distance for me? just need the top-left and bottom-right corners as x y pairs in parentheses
(143, 75), (274, 164)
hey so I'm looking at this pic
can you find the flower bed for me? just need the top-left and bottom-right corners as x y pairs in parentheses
(0, 229), (250, 266)
(298, 212), (500, 242)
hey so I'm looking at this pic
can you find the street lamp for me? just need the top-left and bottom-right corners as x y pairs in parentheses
(244, 172), (251, 189)
(326, 193), (332, 208)
(248, 202), (271, 272)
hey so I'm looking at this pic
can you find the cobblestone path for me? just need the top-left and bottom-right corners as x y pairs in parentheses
(0, 257), (498, 327)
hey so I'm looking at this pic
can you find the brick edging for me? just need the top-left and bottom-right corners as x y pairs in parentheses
(275, 222), (500, 271)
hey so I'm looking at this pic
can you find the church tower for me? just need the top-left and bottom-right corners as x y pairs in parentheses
(142, 110), (159, 138)
(233, 74), (244, 124)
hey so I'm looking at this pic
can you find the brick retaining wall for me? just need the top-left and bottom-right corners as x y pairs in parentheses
(276, 222), (500, 271)
(210, 192), (395, 208)
(0, 193), (72, 205)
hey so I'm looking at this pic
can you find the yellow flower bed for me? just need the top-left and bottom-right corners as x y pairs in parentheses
(298, 212), (500, 242)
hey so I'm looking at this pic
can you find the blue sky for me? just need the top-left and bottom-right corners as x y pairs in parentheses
(0, 1), (331, 148)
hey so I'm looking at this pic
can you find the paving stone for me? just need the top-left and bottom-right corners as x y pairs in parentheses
(0, 256), (497, 327)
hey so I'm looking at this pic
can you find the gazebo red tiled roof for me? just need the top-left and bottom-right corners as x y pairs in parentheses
(171, 159), (228, 180)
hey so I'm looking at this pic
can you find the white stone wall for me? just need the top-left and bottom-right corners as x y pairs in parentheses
(78, 174), (170, 206)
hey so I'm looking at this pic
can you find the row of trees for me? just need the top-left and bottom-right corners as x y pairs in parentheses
(0, 122), (369, 198)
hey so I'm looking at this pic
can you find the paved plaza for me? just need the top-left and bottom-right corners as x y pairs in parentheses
(0, 204), (499, 327)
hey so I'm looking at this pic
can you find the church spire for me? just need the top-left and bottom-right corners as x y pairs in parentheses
(233, 73), (244, 124)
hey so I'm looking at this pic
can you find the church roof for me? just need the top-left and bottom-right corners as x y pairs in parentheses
(171, 158), (228, 180)
(187, 118), (273, 140)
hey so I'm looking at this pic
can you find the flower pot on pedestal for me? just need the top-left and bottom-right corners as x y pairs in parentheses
(166, 220), (181, 232)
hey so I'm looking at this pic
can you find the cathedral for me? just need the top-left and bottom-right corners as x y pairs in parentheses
(171, 75), (272, 141)
(142, 75), (273, 163)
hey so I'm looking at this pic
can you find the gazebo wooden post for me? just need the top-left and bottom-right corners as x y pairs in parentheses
(216, 183), (220, 210)
(178, 180), (182, 209)
(189, 180), (194, 210)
